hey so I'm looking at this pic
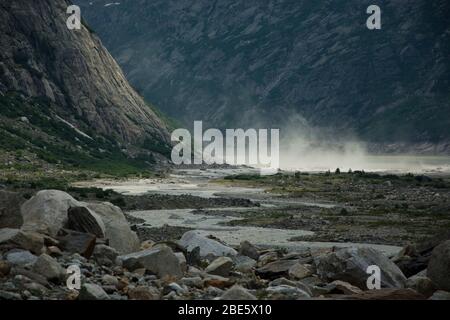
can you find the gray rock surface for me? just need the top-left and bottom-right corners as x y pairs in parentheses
(87, 202), (140, 254)
(21, 190), (81, 237)
(314, 247), (407, 289)
(179, 231), (237, 258)
(119, 245), (183, 279)
(427, 240), (450, 291)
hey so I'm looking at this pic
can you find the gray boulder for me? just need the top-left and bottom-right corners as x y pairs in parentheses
(239, 241), (260, 260)
(6, 250), (37, 266)
(21, 190), (82, 236)
(0, 228), (44, 254)
(314, 247), (406, 289)
(205, 257), (234, 277)
(179, 231), (237, 258)
(87, 202), (139, 254)
(406, 275), (436, 298)
(92, 244), (118, 267)
(78, 283), (110, 300)
(220, 285), (257, 300)
(32, 254), (64, 283)
(427, 240), (450, 291)
(266, 285), (311, 299)
(118, 245), (183, 279)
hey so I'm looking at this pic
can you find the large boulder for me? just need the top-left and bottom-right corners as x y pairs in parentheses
(86, 202), (139, 254)
(314, 247), (407, 289)
(67, 207), (106, 238)
(0, 228), (44, 254)
(118, 245), (183, 279)
(427, 240), (450, 291)
(179, 231), (237, 258)
(0, 190), (26, 228)
(21, 190), (82, 237)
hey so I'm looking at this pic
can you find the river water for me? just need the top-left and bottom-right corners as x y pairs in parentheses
(83, 167), (414, 255)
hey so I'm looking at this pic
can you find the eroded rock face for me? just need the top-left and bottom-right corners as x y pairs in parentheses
(314, 247), (407, 289)
(0, 0), (169, 152)
(427, 240), (450, 291)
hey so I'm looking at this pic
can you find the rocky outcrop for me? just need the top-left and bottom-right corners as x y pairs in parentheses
(0, 0), (169, 157)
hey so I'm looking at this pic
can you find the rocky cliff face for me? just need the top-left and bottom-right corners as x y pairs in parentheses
(76, 0), (450, 153)
(0, 0), (170, 159)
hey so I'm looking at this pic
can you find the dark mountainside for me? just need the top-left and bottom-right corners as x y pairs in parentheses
(76, 0), (450, 153)
(0, 0), (171, 174)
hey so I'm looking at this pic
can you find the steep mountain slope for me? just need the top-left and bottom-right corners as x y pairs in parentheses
(0, 0), (171, 172)
(76, 0), (450, 152)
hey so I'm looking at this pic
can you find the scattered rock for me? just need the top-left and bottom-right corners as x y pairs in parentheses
(234, 255), (256, 273)
(92, 244), (118, 267)
(329, 280), (363, 295)
(406, 275), (436, 298)
(205, 257), (234, 277)
(21, 190), (82, 237)
(0, 260), (11, 276)
(119, 245), (182, 279)
(78, 283), (110, 300)
(427, 240), (450, 291)
(56, 229), (96, 258)
(314, 247), (406, 289)
(6, 250), (37, 266)
(204, 275), (235, 289)
(343, 288), (425, 300)
(0, 228), (44, 254)
(87, 202), (140, 254)
(266, 285), (310, 300)
(47, 246), (63, 257)
(67, 206), (106, 238)
(128, 286), (160, 300)
(220, 285), (257, 300)
(239, 241), (260, 260)
(179, 231), (237, 258)
(32, 254), (64, 283)
(256, 259), (298, 280)
(101, 275), (119, 286)
(180, 277), (203, 289)
(0, 290), (22, 300)
(429, 290), (450, 300)
(288, 263), (313, 280)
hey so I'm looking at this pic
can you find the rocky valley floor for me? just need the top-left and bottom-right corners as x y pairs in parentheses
(0, 168), (450, 300)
